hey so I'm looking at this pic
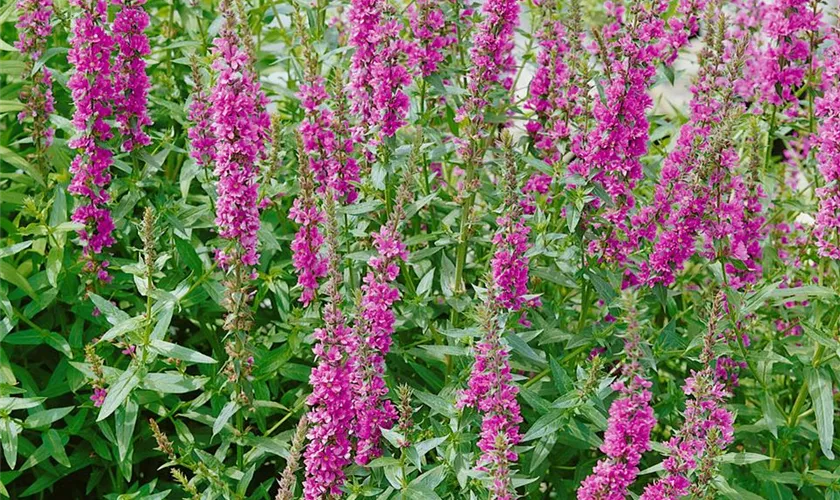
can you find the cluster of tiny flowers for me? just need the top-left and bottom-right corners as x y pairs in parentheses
(491, 214), (540, 312)
(641, 301), (734, 500)
(352, 224), (408, 464)
(288, 155), (327, 307)
(660, 0), (707, 65)
(578, 322), (655, 500)
(634, 14), (759, 287)
(814, 32), (840, 259)
(15, 0), (55, 148)
(639, 370), (734, 500)
(457, 314), (522, 500)
(408, 0), (454, 77)
(738, 0), (821, 110)
(208, 11), (270, 268)
(187, 60), (216, 170)
(67, 0), (117, 278)
(303, 197), (358, 499)
(111, 0), (151, 151)
(570, 0), (670, 264)
(461, 0), (519, 116)
(525, 13), (573, 166)
(298, 73), (359, 204)
(348, 0), (416, 137)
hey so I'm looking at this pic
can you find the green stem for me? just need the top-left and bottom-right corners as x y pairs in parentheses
(787, 344), (825, 428)
(453, 162), (477, 296)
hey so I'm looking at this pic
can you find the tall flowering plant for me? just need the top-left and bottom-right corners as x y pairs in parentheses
(15, 0), (55, 171)
(459, 134), (537, 499)
(577, 309), (656, 500)
(352, 174), (412, 465)
(302, 192), (358, 499)
(67, 0), (117, 282)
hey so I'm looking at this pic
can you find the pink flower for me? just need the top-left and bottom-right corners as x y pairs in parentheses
(187, 72), (216, 169)
(737, 0), (822, 110)
(491, 214), (540, 312)
(458, 330), (522, 499)
(814, 32), (840, 259)
(348, 0), (416, 138)
(578, 323), (655, 500)
(289, 199), (327, 306)
(208, 10), (270, 268)
(15, 0), (55, 148)
(90, 387), (107, 407)
(461, 0), (519, 119)
(298, 74), (359, 204)
(303, 197), (358, 499)
(67, 0), (117, 280)
(112, 0), (151, 152)
(352, 225), (407, 464)
(409, 0), (454, 77)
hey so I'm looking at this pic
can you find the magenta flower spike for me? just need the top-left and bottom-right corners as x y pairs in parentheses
(578, 319), (656, 500)
(112, 0), (152, 152)
(67, 0), (117, 281)
(814, 32), (840, 260)
(208, 5), (270, 269)
(303, 194), (358, 500)
(16, 0), (55, 150)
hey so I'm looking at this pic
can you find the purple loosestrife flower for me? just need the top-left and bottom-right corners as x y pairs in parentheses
(569, 0), (671, 265)
(348, 0), (416, 138)
(209, 6), (270, 268)
(461, 0), (519, 120)
(112, 0), (151, 151)
(296, 16), (359, 203)
(352, 184), (411, 464)
(640, 297), (734, 500)
(289, 139), (328, 307)
(814, 32), (840, 259)
(458, 310), (523, 500)
(737, 0), (822, 111)
(459, 136), (533, 499)
(187, 57), (216, 170)
(68, 0), (117, 280)
(408, 0), (454, 77)
(303, 193), (358, 500)
(16, 0), (55, 151)
(635, 11), (759, 287)
(577, 316), (656, 500)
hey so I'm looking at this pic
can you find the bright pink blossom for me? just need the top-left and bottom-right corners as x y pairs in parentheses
(16, 0), (55, 148)
(67, 0), (117, 277)
(814, 33), (840, 259)
(112, 0), (152, 151)
(208, 13), (270, 268)
(352, 225), (407, 464)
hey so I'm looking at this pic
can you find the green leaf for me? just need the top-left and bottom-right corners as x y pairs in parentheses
(97, 366), (141, 422)
(0, 417), (20, 469)
(24, 406), (74, 429)
(174, 237), (203, 274)
(0, 261), (36, 299)
(806, 367), (835, 460)
(149, 339), (217, 364)
(142, 373), (207, 394)
(213, 401), (240, 436)
(46, 245), (63, 287)
(413, 391), (456, 417)
(98, 315), (145, 343)
(115, 398), (138, 462)
(550, 356), (573, 394)
(0, 241), (33, 259)
(416, 268), (434, 298)
(522, 409), (567, 442)
(89, 294), (131, 325)
(718, 452), (770, 465)
(44, 429), (70, 468)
